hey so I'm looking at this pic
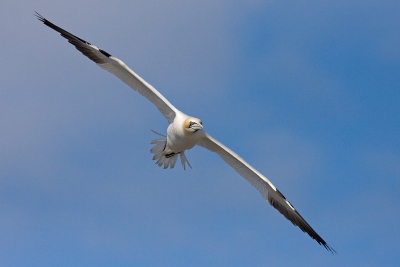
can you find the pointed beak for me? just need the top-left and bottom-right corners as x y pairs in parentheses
(191, 122), (203, 131)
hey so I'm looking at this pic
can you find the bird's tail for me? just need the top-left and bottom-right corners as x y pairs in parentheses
(150, 137), (178, 169)
(150, 131), (192, 170)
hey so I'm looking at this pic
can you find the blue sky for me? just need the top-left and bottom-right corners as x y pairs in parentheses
(1, 0), (399, 266)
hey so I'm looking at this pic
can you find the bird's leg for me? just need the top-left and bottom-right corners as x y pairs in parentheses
(165, 152), (178, 158)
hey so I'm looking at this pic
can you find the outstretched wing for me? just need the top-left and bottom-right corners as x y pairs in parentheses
(36, 12), (177, 123)
(198, 134), (335, 253)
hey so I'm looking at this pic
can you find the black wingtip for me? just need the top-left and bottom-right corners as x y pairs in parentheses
(269, 190), (337, 254)
(325, 244), (337, 254)
(319, 241), (336, 254)
(34, 11), (45, 22)
(35, 11), (113, 64)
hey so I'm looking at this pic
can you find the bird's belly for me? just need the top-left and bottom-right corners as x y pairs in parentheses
(166, 135), (197, 153)
(166, 138), (196, 153)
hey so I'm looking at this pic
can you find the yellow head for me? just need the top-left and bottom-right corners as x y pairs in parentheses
(183, 117), (203, 133)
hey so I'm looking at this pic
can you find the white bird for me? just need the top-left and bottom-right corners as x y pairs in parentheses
(36, 12), (335, 253)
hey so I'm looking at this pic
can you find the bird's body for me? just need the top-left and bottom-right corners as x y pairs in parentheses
(36, 12), (335, 253)
(151, 112), (204, 169)
(166, 114), (204, 155)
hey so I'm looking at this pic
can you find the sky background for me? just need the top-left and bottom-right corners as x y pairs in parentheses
(1, 0), (400, 266)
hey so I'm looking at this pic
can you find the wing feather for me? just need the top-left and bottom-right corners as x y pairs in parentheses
(198, 134), (335, 253)
(36, 12), (177, 123)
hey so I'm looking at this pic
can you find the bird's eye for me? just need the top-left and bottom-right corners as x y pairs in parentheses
(199, 121), (203, 125)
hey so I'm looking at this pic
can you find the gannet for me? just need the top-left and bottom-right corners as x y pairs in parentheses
(36, 12), (335, 253)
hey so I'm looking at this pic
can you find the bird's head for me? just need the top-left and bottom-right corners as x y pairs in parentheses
(183, 117), (203, 133)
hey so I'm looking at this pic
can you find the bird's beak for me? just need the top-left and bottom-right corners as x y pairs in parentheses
(191, 122), (203, 131)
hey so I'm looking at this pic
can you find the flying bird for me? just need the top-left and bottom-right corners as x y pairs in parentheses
(36, 12), (335, 253)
